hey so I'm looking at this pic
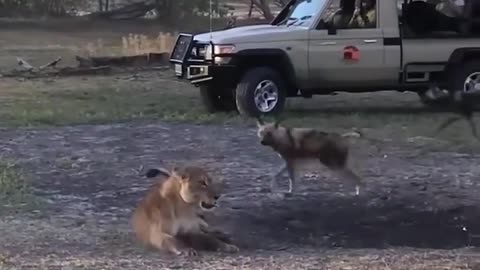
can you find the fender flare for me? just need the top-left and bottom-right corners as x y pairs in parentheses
(232, 48), (298, 89)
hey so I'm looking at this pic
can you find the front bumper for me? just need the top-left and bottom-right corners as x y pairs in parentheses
(173, 63), (237, 84)
(169, 33), (237, 85)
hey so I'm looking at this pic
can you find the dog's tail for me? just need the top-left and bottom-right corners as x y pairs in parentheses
(144, 168), (171, 178)
(341, 128), (363, 139)
(341, 128), (384, 155)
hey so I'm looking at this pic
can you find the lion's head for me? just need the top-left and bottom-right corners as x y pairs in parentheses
(173, 166), (222, 211)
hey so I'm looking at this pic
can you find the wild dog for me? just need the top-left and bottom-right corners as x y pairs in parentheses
(132, 165), (239, 256)
(255, 118), (364, 196)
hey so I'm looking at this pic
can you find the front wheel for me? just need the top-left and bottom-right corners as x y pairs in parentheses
(235, 67), (287, 117)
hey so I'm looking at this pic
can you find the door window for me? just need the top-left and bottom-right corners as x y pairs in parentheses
(318, 0), (377, 29)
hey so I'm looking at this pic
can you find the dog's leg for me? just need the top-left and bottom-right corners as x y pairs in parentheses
(286, 161), (298, 194)
(267, 162), (293, 200)
(331, 166), (364, 196)
(433, 116), (462, 137)
(271, 163), (287, 192)
(467, 116), (480, 141)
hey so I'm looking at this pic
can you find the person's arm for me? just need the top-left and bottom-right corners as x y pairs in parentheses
(365, 9), (376, 28)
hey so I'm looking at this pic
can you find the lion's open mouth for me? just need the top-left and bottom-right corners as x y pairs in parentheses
(200, 202), (216, 210)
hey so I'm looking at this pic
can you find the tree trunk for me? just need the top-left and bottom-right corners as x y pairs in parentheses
(257, 0), (274, 20)
(248, 0), (254, 17)
(87, 1), (155, 20)
(155, 0), (179, 25)
(251, 0), (274, 20)
(98, 0), (104, 12)
(274, 0), (288, 7)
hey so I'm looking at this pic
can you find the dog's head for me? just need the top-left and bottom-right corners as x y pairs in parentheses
(256, 117), (281, 146)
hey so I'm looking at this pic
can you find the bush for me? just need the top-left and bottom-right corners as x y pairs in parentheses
(0, 0), (85, 17)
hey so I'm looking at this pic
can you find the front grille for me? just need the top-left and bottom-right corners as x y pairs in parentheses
(170, 34), (193, 62)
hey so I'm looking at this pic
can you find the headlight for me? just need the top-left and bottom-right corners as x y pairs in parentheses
(205, 44), (236, 60)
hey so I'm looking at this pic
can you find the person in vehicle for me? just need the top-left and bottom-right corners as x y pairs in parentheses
(350, 0), (376, 28)
(329, 0), (356, 29)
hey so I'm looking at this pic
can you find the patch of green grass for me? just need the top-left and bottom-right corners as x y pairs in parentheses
(0, 77), (241, 127)
(1, 76), (479, 151)
(0, 160), (36, 214)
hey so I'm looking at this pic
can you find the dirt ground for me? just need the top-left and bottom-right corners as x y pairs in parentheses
(1, 119), (480, 269)
(1, 19), (480, 270)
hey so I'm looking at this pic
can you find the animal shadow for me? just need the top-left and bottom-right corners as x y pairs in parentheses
(228, 194), (480, 250)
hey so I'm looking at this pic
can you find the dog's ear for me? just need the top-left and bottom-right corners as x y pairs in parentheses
(273, 115), (286, 128)
(273, 121), (280, 128)
(255, 116), (264, 127)
(273, 117), (283, 128)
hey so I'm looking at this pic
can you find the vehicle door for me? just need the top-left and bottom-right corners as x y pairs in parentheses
(307, 0), (398, 89)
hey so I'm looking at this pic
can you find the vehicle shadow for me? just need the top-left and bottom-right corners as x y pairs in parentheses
(287, 105), (479, 116)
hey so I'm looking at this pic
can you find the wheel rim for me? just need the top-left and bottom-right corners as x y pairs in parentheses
(463, 72), (480, 93)
(253, 80), (279, 113)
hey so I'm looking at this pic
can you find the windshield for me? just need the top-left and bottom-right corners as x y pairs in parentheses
(278, 0), (328, 27)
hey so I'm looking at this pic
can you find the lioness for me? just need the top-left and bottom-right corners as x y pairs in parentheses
(132, 165), (239, 256)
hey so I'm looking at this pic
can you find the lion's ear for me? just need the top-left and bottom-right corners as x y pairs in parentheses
(172, 166), (189, 181)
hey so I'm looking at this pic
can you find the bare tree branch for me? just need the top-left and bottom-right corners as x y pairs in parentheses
(40, 57), (62, 69)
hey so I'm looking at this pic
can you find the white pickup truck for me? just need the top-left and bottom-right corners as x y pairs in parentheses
(170, 0), (480, 117)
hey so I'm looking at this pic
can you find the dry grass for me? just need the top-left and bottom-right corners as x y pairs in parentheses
(0, 74), (238, 127)
(121, 32), (177, 55)
(0, 74), (478, 154)
(81, 32), (177, 57)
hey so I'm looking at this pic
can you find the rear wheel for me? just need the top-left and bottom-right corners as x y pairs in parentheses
(447, 59), (480, 108)
(199, 84), (237, 113)
(451, 60), (480, 97)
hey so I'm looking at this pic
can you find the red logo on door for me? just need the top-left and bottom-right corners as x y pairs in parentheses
(343, 46), (360, 61)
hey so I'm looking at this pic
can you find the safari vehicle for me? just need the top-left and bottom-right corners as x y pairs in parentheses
(169, 0), (480, 117)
